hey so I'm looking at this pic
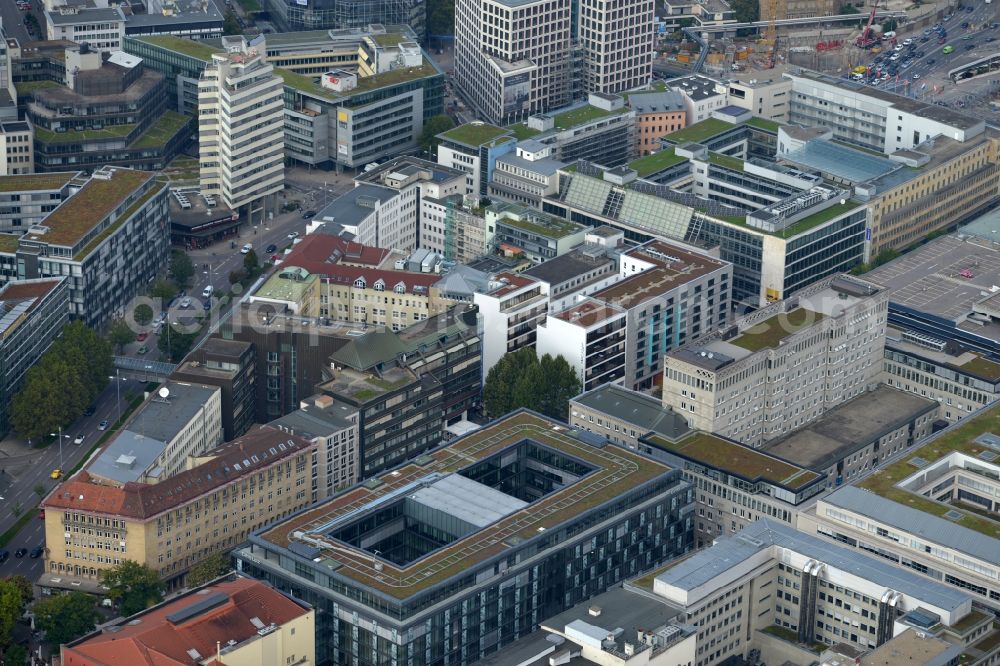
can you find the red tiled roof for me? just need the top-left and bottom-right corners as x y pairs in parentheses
(61, 577), (310, 666)
(283, 234), (440, 296)
(285, 233), (389, 268)
(43, 427), (314, 520)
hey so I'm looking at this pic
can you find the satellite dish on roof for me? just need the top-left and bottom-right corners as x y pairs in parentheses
(158, 387), (170, 399)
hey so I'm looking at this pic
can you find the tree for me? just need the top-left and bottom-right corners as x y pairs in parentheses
(157, 323), (200, 363)
(3, 576), (33, 609)
(483, 349), (581, 420)
(33, 484), (45, 499)
(419, 115), (456, 155)
(149, 279), (178, 302)
(10, 503), (20, 519)
(101, 561), (163, 617)
(729, 0), (758, 23)
(243, 249), (259, 275)
(170, 250), (195, 288)
(426, 0), (455, 36)
(108, 319), (134, 354)
(0, 579), (22, 647)
(33, 592), (100, 646)
(838, 3), (860, 12)
(4, 643), (26, 666)
(186, 552), (232, 587)
(134, 303), (153, 325)
(228, 269), (247, 285)
(223, 8), (241, 34)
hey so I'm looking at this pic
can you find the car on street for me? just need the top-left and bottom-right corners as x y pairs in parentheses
(962, 21), (970, 29)
(903, 38), (913, 45)
(136, 332), (148, 342)
(50, 468), (62, 479)
(241, 243), (253, 254)
(98, 420), (109, 431)
(29, 546), (43, 559)
(265, 244), (277, 254)
(963, 33), (974, 39)
(288, 231), (300, 239)
(0, 551), (8, 563)
(84, 405), (96, 416)
(890, 53), (901, 61)
(137, 345), (148, 355)
(74, 433), (85, 445)
(14, 548), (26, 558)
(987, 37), (996, 42)
(926, 58), (935, 65)
(203, 299), (212, 311)
(181, 297), (192, 308)
(302, 210), (316, 219)
(912, 73), (921, 79)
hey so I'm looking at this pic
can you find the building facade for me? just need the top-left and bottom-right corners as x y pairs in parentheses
(629, 90), (687, 156)
(435, 123), (516, 198)
(198, 36), (285, 217)
(473, 272), (549, 377)
(580, 0), (654, 94)
(45, 7), (125, 52)
(0, 121), (33, 174)
(170, 337), (257, 441)
(235, 411), (694, 666)
(0, 172), (77, 234)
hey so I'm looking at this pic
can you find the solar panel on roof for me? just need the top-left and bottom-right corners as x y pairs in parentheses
(165, 592), (228, 624)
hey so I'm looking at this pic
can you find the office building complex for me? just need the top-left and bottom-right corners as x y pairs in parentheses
(489, 202), (587, 263)
(198, 36), (284, 218)
(45, 7), (126, 52)
(59, 576), (315, 666)
(170, 338), (257, 441)
(235, 410), (694, 666)
(266, 0), (425, 39)
(0, 278), (67, 435)
(662, 275), (887, 447)
(580, 0), (654, 95)
(435, 123), (516, 199)
(0, 172), (77, 234)
(40, 426), (315, 591)
(511, 95), (637, 167)
(0, 167), (169, 328)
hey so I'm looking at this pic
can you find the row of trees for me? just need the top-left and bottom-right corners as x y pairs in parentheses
(483, 348), (581, 420)
(10, 322), (112, 442)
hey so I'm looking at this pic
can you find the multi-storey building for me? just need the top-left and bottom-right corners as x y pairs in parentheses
(435, 123), (516, 198)
(670, 76), (728, 124)
(235, 410), (694, 666)
(643, 520), (984, 664)
(786, 69), (985, 155)
(0, 121), (33, 174)
(488, 141), (567, 208)
(198, 35), (284, 219)
(122, 35), (218, 115)
(269, 393), (360, 501)
(0, 172), (77, 235)
(662, 275), (887, 447)
(40, 426), (316, 591)
(0, 167), (169, 328)
(0, 278), (67, 435)
(512, 94), (637, 167)
(87, 381), (223, 486)
(490, 202), (588, 263)
(570, 383), (693, 450)
(473, 271), (549, 377)
(522, 235), (621, 312)
(45, 7), (125, 52)
(265, 0), (425, 39)
(726, 76), (792, 122)
(580, 0), (653, 94)
(629, 90), (687, 156)
(27, 46), (192, 172)
(170, 338), (257, 441)
(59, 576), (315, 666)
(537, 298), (628, 389)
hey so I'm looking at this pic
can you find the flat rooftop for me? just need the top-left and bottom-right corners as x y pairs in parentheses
(275, 56), (440, 100)
(521, 246), (615, 287)
(132, 34), (221, 61)
(861, 629), (961, 666)
(0, 172), (78, 193)
(492, 202), (584, 240)
(762, 386), (937, 471)
(551, 298), (623, 327)
(260, 411), (670, 599)
(643, 431), (821, 490)
(866, 234), (1000, 341)
(438, 123), (513, 146)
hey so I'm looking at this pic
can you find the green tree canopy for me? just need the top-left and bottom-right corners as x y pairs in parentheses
(223, 9), (241, 34)
(419, 115), (456, 155)
(10, 322), (112, 440)
(426, 0), (455, 36)
(730, 0), (758, 23)
(33, 591), (100, 646)
(157, 323), (200, 363)
(483, 349), (581, 420)
(170, 250), (195, 288)
(107, 319), (134, 353)
(134, 303), (154, 326)
(149, 279), (178, 303)
(3, 576), (32, 609)
(4, 643), (26, 666)
(101, 561), (163, 617)
(0, 579), (22, 647)
(186, 552), (232, 588)
(839, 3), (860, 12)
(243, 249), (259, 275)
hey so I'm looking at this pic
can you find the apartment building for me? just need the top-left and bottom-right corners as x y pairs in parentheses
(454, 0), (572, 124)
(316, 304), (482, 476)
(726, 76), (792, 123)
(45, 7), (125, 52)
(580, 0), (654, 95)
(0, 278), (67, 435)
(522, 234), (621, 312)
(786, 69), (985, 155)
(235, 410), (694, 666)
(198, 35), (284, 217)
(40, 426), (316, 591)
(59, 576), (315, 666)
(87, 381), (222, 486)
(435, 123), (515, 198)
(662, 275), (887, 447)
(0, 121), (32, 174)
(474, 271), (549, 377)
(0, 172), (77, 234)
(629, 90), (687, 156)
(537, 298), (628, 389)
(0, 167), (169, 328)
(269, 394), (360, 501)
(642, 520), (985, 665)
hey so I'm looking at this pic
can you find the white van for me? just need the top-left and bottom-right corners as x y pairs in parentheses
(202, 285), (213, 299)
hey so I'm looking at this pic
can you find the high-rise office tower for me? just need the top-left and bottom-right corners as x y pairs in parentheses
(579, 0), (654, 93)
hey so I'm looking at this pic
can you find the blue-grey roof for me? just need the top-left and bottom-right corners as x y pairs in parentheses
(316, 184), (397, 229)
(125, 381), (218, 443)
(494, 152), (565, 177)
(87, 430), (165, 484)
(628, 90), (685, 115)
(571, 383), (691, 440)
(657, 519), (971, 612)
(782, 139), (898, 184)
(823, 486), (1000, 566)
(48, 7), (123, 23)
(268, 402), (355, 438)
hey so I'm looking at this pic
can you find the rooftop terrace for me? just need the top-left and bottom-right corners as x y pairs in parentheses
(276, 58), (438, 100)
(663, 117), (737, 145)
(261, 411), (668, 598)
(438, 123), (513, 146)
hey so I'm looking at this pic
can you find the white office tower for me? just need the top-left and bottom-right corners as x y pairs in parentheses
(580, 0), (654, 94)
(198, 35), (285, 219)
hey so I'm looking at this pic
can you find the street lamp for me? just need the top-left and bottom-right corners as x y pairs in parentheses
(48, 427), (70, 468)
(108, 369), (126, 423)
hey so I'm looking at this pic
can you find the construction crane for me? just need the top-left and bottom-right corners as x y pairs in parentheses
(763, 0), (784, 68)
(855, 0), (883, 49)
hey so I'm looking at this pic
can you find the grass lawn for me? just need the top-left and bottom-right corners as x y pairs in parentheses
(508, 123), (540, 140)
(439, 123), (512, 145)
(664, 118), (734, 144)
(552, 104), (624, 128)
(745, 117), (780, 132)
(707, 152), (744, 171)
(130, 112), (191, 150)
(34, 124), (136, 144)
(730, 308), (824, 352)
(629, 148), (685, 176)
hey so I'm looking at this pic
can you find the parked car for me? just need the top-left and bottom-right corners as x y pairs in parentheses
(302, 210), (316, 219)
(241, 243), (253, 254)
(73, 433), (85, 445)
(287, 231), (300, 239)
(265, 244), (277, 254)
(29, 546), (43, 559)
(98, 420), (109, 431)
(0, 551), (8, 563)
(50, 468), (62, 479)
(136, 332), (148, 342)
(180, 297), (192, 308)
(14, 548), (26, 558)
(137, 345), (148, 355)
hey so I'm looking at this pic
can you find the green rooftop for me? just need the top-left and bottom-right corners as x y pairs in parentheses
(14, 80), (61, 95)
(253, 268), (317, 304)
(508, 123), (541, 140)
(129, 112), (191, 150)
(493, 208), (583, 239)
(551, 104), (627, 129)
(628, 148), (686, 177)
(645, 432), (820, 489)
(729, 308), (824, 352)
(954, 355), (1000, 382)
(0, 234), (21, 253)
(439, 123), (513, 146)
(745, 117), (781, 132)
(0, 173), (75, 193)
(34, 124), (136, 144)
(277, 59), (439, 100)
(664, 117), (736, 145)
(707, 152), (744, 172)
(137, 35), (221, 61)
(73, 181), (165, 260)
(369, 32), (408, 47)
(858, 402), (1000, 538)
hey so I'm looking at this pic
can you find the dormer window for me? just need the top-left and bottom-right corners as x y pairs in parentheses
(394, 282), (406, 294)
(354, 277), (366, 289)
(374, 279), (385, 291)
